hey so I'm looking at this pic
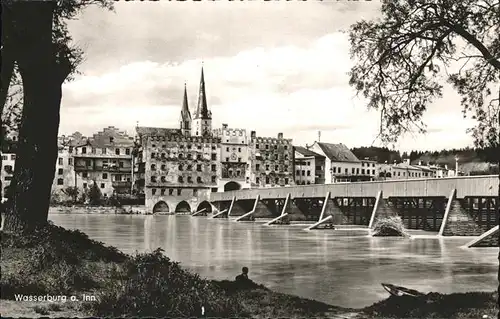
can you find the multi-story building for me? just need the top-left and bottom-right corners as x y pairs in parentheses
(133, 67), (221, 214)
(248, 131), (294, 188)
(212, 124), (251, 191)
(293, 146), (326, 185)
(73, 126), (134, 198)
(308, 142), (376, 183)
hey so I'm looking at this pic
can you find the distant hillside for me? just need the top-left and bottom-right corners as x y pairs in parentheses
(351, 146), (499, 174)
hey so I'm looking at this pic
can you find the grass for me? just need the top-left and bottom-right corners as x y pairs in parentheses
(1, 222), (497, 318)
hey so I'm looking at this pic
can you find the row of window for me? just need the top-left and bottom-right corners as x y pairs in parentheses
(151, 143), (217, 150)
(332, 167), (376, 175)
(80, 147), (131, 156)
(150, 163), (217, 172)
(58, 157), (73, 165)
(151, 175), (217, 184)
(255, 177), (290, 185)
(361, 162), (376, 168)
(81, 159), (126, 168)
(296, 170), (311, 177)
(255, 164), (290, 172)
(1, 154), (15, 161)
(151, 188), (196, 196)
(296, 160), (311, 166)
(151, 152), (217, 161)
(255, 143), (289, 150)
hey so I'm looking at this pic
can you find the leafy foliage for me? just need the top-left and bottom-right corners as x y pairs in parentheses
(371, 216), (410, 237)
(88, 181), (102, 205)
(348, 0), (500, 148)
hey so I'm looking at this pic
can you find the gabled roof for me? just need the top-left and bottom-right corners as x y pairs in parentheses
(315, 142), (360, 162)
(294, 146), (324, 158)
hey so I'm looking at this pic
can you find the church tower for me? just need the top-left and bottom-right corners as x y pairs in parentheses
(179, 83), (192, 136)
(192, 66), (212, 137)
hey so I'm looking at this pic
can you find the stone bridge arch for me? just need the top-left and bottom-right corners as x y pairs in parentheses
(175, 200), (191, 214)
(153, 201), (170, 214)
(196, 201), (213, 214)
(224, 181), (241, 192)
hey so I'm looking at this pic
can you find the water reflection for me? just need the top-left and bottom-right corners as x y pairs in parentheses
(49, 213), (498, 308)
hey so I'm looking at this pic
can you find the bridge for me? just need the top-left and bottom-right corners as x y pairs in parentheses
(196, 175), (498, 237)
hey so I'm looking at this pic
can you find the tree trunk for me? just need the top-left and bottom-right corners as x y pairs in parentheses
(2, 1), (60, 232)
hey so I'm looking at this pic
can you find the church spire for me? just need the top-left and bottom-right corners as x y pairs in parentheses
(179, 82), (191, 136)
(194, 66), (211, 120)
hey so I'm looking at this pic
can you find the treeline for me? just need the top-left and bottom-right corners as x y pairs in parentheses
(351, 146), (499, 165)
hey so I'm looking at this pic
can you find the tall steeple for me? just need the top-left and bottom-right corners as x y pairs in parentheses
(194, 65), (211, 120)
(192, 65), (213, 137)
(179, 82), (192, 136)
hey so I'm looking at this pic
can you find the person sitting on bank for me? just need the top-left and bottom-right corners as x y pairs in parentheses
(235, 267), (250, 283)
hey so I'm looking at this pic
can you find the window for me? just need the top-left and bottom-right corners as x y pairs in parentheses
(333, 167), (336, 173)
(212, 146), (216, 150)
(211, 176), (216, 183)
(256, 144), (259, 149)
(58, 158), (63, 165)
(115, 148), (120, 155)
(284, 178), (289, 184)
(1, 155), (7, 161)
(265, 145), (269, 149)
(238, 147), (241, 152)
(57, 178), (64, 185)
(152, 152), (157, 158)
(187, 165), (192, 171)
(83, 183), (87, 188)
(345, 168), (348, 174)
(296, 170), (300, 175)
(82, 172), (88, 178)
(225, 157), (229, 162)
(178, 176), (183, 183)
(284, 155), (288, 160)
(68, 158), (73, 165)
(151, 176), (157, 183)
(151, 164), (156, 170)
(307, 170), (311, 176)
(102, 148), (107, 154)
(265, 177), (270, 184)
(178, 164), (183, 171)
(197, 164), (202, 172)
(193, 189), (198, 196)
(226, 147), (230, 152)
(187, 154), (192, 160)
(211, 164), (216, 172)
(58, 168), (63, 175)
(211, 154), (217, 160)
(119, 161), (124, 168)
(100, 183), (105, 189)
(187, 176), (193, 183)
(161, 189), (165, 195)
(160, 164), (165, 170)
(256, 164), (260, 171)
(110, 137), (114, 143)
(238, 157), (241, 162)
(372, 170), (375, 175)
(284, 146), (288, 150)
(177, 189), (182, 195)
(284, 165), (288, 171)
(356, 168), (360, 174)
(275, 165), (278, 171)
(197, 176), (202, 183)
(161, 176), (166, 182)
(266, 165), (270, 170)
(301, 170), (305, 176)
(361, 169), (365, 174)
(82, 147), (87, 154)
(352, 168), (355, 174)
(275, 177), (279, 184)
(152, 188), (157, 195)
(169, 189), (174, 195)
(103, 173), (108, 179)
(256, 177), (260, 184)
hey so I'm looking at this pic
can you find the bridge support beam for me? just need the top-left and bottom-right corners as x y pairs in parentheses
(465, 225), (499, 248)
(211, 208), (228, 219)
(192, 208), (207, 216)
(264, 194), (290, 225)
(304, 215), (334, 231)
(235, 195), (260, 222)
(439, 189), (483, 236)
(368, 191), (399, 229)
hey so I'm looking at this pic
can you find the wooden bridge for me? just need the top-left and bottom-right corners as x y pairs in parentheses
(196, 175), (499, 236)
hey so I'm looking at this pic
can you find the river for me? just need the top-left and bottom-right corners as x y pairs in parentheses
(49, 213), (497, 308)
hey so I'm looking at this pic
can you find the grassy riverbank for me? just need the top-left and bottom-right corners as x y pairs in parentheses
(1, 222), (497, 318)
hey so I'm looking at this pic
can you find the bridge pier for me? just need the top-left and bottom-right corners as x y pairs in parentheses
(368, 191), (399, 229)
(235, 195), (260, 221)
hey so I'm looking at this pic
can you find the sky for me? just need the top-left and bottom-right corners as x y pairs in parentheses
(60, 1), (477, 152)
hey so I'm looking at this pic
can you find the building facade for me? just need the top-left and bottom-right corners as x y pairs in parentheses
(212, 124), (251, 191)
(308, 142), (377, 183)
(133, 67), (221, 214)
(293, 146), (326, 184)
(73, 127), (134, 199)
(248, 132), (294, 188)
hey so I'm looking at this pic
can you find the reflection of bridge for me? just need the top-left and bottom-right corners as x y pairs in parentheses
(198, 175), (498, 236)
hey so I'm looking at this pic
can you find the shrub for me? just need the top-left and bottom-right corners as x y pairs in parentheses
(371, 216), (410, 237)
(88, 248), (246, 318)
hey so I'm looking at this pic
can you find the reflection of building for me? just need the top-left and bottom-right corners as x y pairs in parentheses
(308, 142), (377, 183)
(73, 126), (134, 198)
(293, 146), (326, 184)
(212, 124), (250, 191)
(248, 131), (294, 187)
(133, 67), (221, 214)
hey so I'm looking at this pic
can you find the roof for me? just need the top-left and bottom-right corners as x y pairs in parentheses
(294, 146), (324, 158)
(193, 67), (211, 120)
(135, 126), (182, 138)
(73, 127), (134, 148)
(315, 142), (360, 162)
(393, 163), (423, 171)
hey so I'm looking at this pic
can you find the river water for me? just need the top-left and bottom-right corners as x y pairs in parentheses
(49, 213), (497, 308)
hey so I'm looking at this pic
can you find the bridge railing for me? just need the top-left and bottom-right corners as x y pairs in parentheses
(209, 175), (499, 201)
